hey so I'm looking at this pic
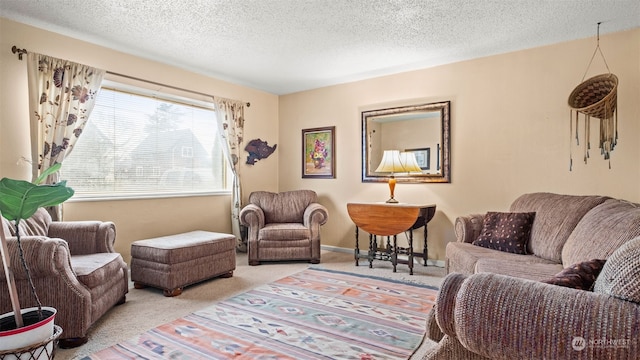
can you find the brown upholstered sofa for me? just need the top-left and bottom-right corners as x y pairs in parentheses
(425, 192), (640, 359)
(239, 190), (328, 266)
(0, 208), (128, 348)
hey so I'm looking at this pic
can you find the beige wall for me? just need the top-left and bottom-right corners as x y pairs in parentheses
(0, 18), (280, 263)
(278, 28), (640, 262)
(2, 17), (638, 264)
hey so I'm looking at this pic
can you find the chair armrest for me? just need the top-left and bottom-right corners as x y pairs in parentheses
(48, 221), (116, 255)
(0, 236), (93, 334)
(1, 236), (80, 283)
(303, 203), (328, 227)
(454, 214), (485, 243)
(240, 204), (265, 229)
(438, 272), (640, 359)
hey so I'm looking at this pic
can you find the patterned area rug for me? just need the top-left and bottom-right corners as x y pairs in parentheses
(83, 268), (438, 359)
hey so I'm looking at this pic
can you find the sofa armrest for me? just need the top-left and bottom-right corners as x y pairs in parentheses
(454, 214), (484, 243)
(48, 221), (116, 255)
(439, 272), (640, 360)
(434, 273), (470, 336)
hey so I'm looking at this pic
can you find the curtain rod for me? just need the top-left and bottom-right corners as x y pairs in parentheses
(11, 45), (250, 107)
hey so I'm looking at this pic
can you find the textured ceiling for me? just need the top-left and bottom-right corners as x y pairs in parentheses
(1, 0), (639, 95)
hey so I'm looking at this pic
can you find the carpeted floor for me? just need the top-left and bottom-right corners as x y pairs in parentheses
(56, 250), (445, 360)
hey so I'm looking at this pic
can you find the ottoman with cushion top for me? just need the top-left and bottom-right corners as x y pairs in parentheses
(131, 230), (236, 296)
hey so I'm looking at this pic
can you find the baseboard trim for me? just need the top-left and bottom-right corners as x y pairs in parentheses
(320, 244), (445, 268)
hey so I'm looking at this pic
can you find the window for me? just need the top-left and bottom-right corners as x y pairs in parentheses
(62, 81), (230, 199)
(181, 146), (194, 158)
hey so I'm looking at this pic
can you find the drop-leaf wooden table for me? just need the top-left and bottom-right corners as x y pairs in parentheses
(346, 202), (436, 275)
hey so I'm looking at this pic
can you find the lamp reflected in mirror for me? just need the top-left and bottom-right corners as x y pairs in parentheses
(375, 150), (422, 203)
(399, 151), (422, 173)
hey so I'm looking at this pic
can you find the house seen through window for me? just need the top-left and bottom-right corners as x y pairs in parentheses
(62, 82), (230, 199)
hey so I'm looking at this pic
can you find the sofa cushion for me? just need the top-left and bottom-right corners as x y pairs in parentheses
(472, 212), (535, 254)
(446, 242), (557, 275)
(249, 190), (317, 224)
(4, 208), (52, 237)
(259, 223), (310, 240)
(593, 237), (640, 304)
(475, 258), (562, 281)
(71, 252), (125, 289)
(541, 259), (606, 290)
(509, 193), (608, 262)
(562, 199), (640, 266)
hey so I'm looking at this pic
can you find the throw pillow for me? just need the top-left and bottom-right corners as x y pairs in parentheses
(541, 259), (606, 290)
(472, 212), (535, 254)
(593, 237), (640, 304)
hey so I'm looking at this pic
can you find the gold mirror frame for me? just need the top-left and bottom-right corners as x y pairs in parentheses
(361, 101), (450, 183)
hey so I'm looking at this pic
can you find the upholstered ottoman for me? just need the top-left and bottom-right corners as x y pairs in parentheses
(131, 231), (236, 296)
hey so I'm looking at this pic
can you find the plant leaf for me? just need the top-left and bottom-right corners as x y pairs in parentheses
(34, 163), (62, 185)
(0, 178), (74, 221)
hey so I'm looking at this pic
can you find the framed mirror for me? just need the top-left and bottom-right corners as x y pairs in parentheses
(362, 101), (450, 183)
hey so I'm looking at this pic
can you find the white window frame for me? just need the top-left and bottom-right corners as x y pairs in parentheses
(62, 80), (231, 201)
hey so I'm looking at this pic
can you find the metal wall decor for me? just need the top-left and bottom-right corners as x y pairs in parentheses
(244, 139), (277, 165)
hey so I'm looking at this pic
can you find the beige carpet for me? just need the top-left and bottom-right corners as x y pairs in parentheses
(56, 250), (445, 360)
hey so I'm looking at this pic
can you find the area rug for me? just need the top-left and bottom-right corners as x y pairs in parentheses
(83, 268), (438, 359)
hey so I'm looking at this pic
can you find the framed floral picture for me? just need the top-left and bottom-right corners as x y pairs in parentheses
(302, 126), (335, 178)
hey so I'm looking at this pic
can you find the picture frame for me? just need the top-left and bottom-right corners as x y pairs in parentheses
(405, 147), (430, 170)
(302, 126), (335, 178)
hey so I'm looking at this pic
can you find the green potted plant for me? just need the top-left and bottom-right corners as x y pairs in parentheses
(0, 163), (74, 355)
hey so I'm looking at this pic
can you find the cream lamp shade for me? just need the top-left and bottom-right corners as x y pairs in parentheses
(375, 150), (420, 203)
(375, 150), (404, 173)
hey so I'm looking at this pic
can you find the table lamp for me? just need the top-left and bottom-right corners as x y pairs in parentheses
(375, 150), (422, 203)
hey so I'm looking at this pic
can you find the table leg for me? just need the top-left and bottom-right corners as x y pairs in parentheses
(354, 226), (360, 266)
(368, 234), (375, 269)
(408, 230), (414, 275)
(423, 222), (428, 266)
(392, 235), (398, 272)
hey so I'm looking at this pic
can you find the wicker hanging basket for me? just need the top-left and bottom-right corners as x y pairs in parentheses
(567, 22), (619, 171)
(567, 73), (619, 170)
(568, 73), (618, 119)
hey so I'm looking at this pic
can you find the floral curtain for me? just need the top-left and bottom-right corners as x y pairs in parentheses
(26, 53), (105, 220)
(214, 98), (246, 251)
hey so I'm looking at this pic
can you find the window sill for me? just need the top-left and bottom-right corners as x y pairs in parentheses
(68, 190), (231, 203)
